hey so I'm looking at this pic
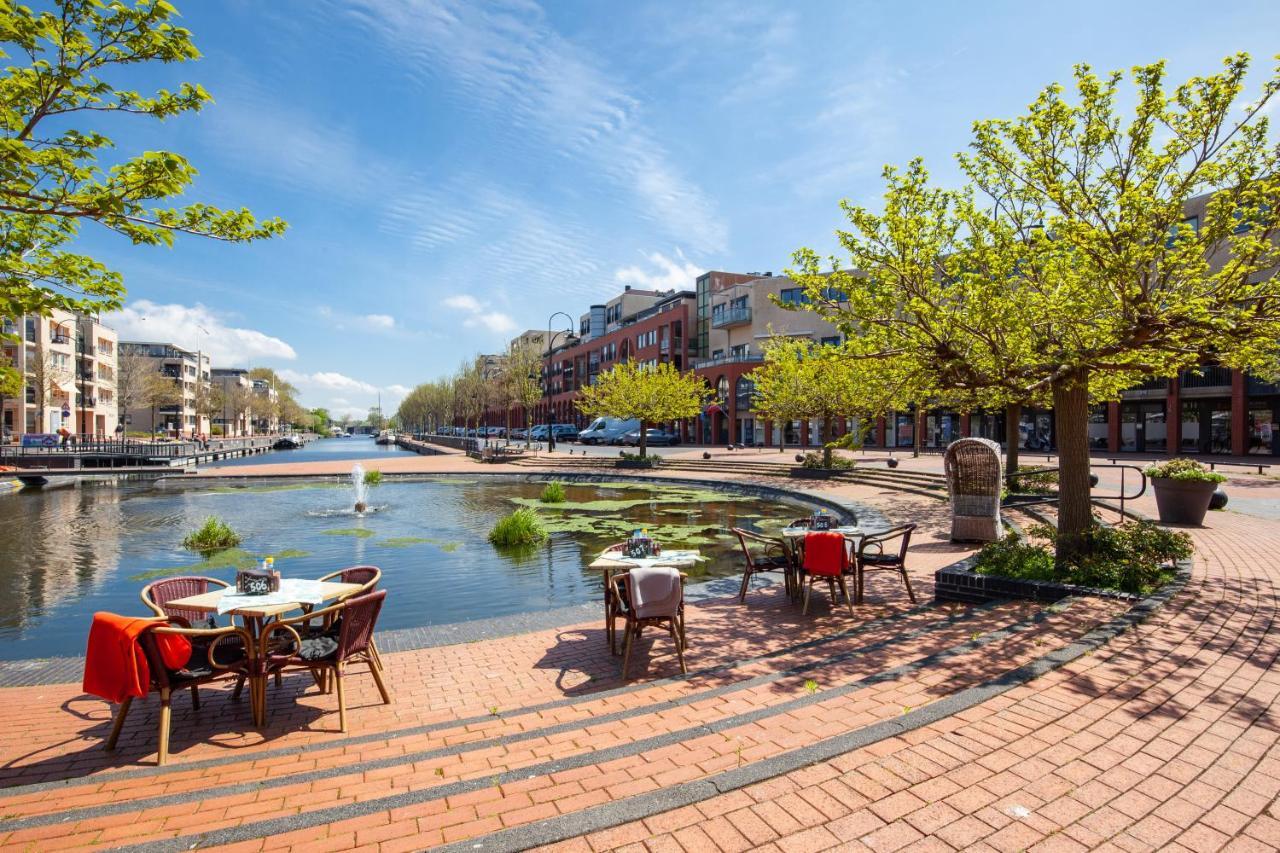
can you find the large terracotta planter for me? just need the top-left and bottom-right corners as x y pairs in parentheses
(1151, 477), (1217, 525)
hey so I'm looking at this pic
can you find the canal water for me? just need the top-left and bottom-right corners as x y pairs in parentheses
(0, 475), (820, 659)
(203, 434), (418, 468)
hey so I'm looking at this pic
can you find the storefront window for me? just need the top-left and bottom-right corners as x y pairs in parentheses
(1020, 410), (1053, 451)
(1249, 401), (1275, 455)
(734, 376), (754, 412)
(894, 412), (915, 448)
(1088, 405), (1108, 450)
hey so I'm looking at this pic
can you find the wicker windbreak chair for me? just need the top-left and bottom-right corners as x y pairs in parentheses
(731, 528), (794, 601)
(943, 437), (1004, 542)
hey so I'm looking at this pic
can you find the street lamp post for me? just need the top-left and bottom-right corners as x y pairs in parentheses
(545, 312), (575, 452)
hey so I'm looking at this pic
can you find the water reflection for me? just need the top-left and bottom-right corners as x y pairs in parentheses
(0, 477), (819, 659)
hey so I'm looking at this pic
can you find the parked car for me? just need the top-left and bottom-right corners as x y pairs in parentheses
(551, 424), (579, 442)
(579, 417), (640, 445)
(529, 424), (549, 441)
(510, 428), (528, 440)
(484, 426), (505, 438)
(620, 428), (680, 447)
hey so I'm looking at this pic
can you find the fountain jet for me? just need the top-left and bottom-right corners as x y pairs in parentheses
(352, 463), (368, 513)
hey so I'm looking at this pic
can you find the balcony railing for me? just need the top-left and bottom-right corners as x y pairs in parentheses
(1248, 373), (1280, 395)
(692, 352), (765, 369)
(1179, 366), (1232, 389)
(50, 331), (72, 345)
(711, 307), (752, 329)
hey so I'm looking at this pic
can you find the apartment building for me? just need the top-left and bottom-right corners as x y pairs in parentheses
(119, 341), (211, 437)
(251, 378), (279, 434)
(1, 309), (119, 439)
(527, 289), (695, 433)
(692, 273), (847, 446)
(209, 368), (254, 437)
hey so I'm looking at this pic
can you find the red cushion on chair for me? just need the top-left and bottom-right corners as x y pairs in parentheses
(155, 632), (192, 670)
(803, 532), (846, 577)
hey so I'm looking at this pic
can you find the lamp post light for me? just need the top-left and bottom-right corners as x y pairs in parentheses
(545, 312), (575, 452)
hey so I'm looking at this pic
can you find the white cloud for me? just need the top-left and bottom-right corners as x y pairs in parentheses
(442, 294), (518, 336)
(361, 314), (396, 330)
(385, 384), (412, 396)
(615, 250), (702, 291)
(279, 371), (412, 420)
(105, 300), (296, 366)
(443, 295), (483, 312)
(279, 369), (377, 395)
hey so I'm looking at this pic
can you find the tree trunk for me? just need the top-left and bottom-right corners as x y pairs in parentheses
(822, 416), (833, 468)
(913, 409), (922, 458)
(638, 419), (648, 458)
(1052, 370), (1092, 569)
(1005, 402), (1021, 474)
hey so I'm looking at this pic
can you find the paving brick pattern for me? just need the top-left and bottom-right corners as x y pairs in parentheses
(0, 457), (1269, 851)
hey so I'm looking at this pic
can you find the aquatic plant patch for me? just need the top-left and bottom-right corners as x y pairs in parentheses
(182, 516), (242, 552)
(129, 548), (312, 582)
(322, 528), (377, 538)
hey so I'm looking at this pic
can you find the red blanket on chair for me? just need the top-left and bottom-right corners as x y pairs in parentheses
(82, 613), (190, 703)
(803, 531), (847, 577)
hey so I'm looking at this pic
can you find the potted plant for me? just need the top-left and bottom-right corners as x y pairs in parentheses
(1145, 458), (1226, 525)
(789, 450), (856, 479)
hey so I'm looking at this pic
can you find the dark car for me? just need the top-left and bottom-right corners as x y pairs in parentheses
(551, 424), (579, 442)
(620, 428), (679, 447)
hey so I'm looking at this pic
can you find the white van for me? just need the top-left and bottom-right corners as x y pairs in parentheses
(578, 417), (640, 445)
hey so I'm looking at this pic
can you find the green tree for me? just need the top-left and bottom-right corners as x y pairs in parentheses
(310, 407), (331, 431)
(367, 405), (386, 431)
(792, 54), (1280, 562)
(752, 337), (922, 467)
(0, 0), (285, 322)
(576, 361), (708, 457)
(503, 341), (545, 447)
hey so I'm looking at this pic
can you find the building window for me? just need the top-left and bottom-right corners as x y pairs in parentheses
(716, 376), (729, 403)
(730, 344), (748, 358)
(735, 376), (754, 411)
(779, 288), (808, 305)
(820, 336), (841, 347)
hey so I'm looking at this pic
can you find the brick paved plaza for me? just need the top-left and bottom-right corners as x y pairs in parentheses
(0, 451), (1277, 852)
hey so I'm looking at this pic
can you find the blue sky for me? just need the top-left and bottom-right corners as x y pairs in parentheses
(81, 0), (1280, 419)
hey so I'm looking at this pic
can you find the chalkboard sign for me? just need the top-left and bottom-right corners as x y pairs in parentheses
(624, 536), (656, 559)
(236, 569), (279, 596)
(810, 513), (833, 531)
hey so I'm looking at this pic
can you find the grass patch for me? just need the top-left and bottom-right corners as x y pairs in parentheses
(363, 469), (383, 486)
(488, 507), (548, 547)
(181, 516), (242, 553)
(539, 481), (566, 503)
(322, 528), (376, 538)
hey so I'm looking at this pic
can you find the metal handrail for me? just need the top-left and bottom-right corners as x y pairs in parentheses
(1002, 463), (1147, 519)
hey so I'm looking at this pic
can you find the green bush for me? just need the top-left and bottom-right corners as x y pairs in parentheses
(488, 507), (548, 547)
(363, 469), (383, 486)
(973, 533), (1056, 582)
(974, 520), (1192, 595)
(1008, 465), (1058, 494)
(617, 452), (660, 468)
(1144, 457), (1226, 483)
(800, 451), (855, 470)
(182, 516), (242, 553)
(539, 481), (566, 503)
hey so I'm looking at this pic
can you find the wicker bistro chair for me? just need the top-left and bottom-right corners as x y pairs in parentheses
(943, 438), (1004, 542)
(609, 569), (687, 679)
(731, 528), (795, 602)
(853, 524), (917, 604)
(104, 622), (253, 765)
(141, 576), (249, 699)
(260, 590), (392, 732)
(801, 531), (855, 616)
(310, 566), (383, 676)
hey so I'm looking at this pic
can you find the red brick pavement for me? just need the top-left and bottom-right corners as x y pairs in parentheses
(0, 461), (1261, 852)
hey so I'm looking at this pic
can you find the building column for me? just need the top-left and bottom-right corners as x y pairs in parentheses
(960, 413), (971, 438)
(800, 420), (809, 448)
(1167, 377), (1181, 456)
(876, 416), (887, 448)
(1107, 401), (1121, 452)
(1232, 370), (1248, 456)
(763, 419), (773, 448)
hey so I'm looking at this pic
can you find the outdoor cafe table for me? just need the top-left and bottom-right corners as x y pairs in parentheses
(588, 549), (702, 654)
(165, 578), (362, 725)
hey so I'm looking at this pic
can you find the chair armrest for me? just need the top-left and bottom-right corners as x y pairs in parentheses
(260, 622), (303, 663)
(153, 624), (253, 670)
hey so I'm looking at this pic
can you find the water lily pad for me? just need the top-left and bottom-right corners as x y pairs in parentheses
(322, 528), (376, 538)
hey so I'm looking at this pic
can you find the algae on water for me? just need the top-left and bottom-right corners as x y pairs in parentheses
(322, 528), (376, 538)
(128, 548), (312, 582)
